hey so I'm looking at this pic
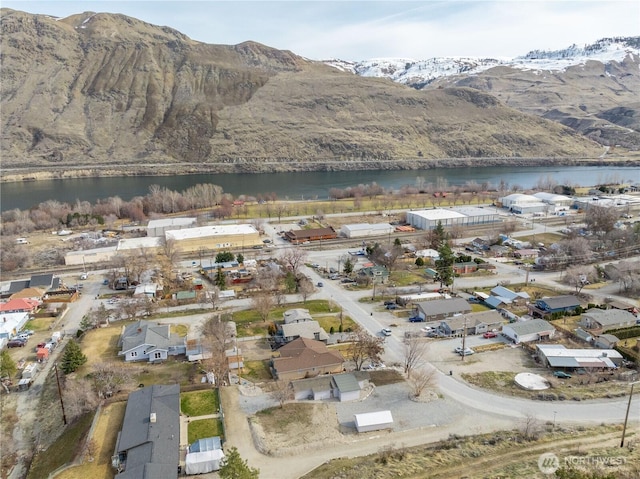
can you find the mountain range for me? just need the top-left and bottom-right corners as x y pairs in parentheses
(1, 9), (638, 180)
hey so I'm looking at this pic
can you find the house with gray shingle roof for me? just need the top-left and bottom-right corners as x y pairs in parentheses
(118, 321), (186, 362)
(528, 295), (581, 317)
(579, 308), (637, 332)
(502, 319), (556, 344)
(440, 310), (504, 336)
(415, 298), (471, 321)
(278, 320), (329, 345)
(113, 384), (180, 479)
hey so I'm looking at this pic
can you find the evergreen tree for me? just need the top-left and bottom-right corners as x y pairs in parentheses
(343, 258), (353, 275)
(215, 251), (235, 263)
(219, 447), (259, 479)
(0, 350), (17, 379)
(435, 239), (455, 288)
(236, 253), (244, 264)
(60, 339), (87, 374)
(214, 267), (227, 289)
(415, 257), (425, 267)
(284, 271), (297, 293)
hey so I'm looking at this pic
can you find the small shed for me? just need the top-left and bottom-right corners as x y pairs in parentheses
(594, 334), (619, 349)
(185, 436), (224, 474)
(354, 410), (394, 433)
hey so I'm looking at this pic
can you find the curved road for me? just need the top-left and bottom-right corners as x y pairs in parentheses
(300, 260), (640, 426)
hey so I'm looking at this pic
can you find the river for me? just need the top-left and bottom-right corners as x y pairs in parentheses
(1, 165), (638, 211)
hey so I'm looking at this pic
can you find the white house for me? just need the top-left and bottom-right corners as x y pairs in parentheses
(502, 319), (555, 344)
(118, 321), (186, 362)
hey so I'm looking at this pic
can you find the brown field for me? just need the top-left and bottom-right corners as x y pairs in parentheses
(56, 401), (127, 479)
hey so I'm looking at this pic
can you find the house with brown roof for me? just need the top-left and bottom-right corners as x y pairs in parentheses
(271, 337), (344, 381)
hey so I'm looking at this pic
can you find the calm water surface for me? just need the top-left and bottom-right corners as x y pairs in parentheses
(1, 166), (638, 211)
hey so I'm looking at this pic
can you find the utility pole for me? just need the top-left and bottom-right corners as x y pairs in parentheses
(461, 316), (468, 362)
(621, 381), (639, 447)
(54, 363), (67, 425)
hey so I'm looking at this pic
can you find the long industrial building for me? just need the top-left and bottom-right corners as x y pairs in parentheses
(165, 224), (261, 253)
(406, 207), (499, 230)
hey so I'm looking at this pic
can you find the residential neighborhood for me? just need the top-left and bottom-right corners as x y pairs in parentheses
(1, 188), (639, 479)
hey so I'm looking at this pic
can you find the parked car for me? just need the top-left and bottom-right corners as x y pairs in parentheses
(19, 330), (34, 337)
(102, 279), (109, 285)
(262, 239), (272, 244)
(385, 303), (399, 310)
(458, 348), (475, 356)
(553, 371), (572, 379)
(80, 272), (88, 280)
(329, 273), (340, 280)
(17, 334), (30, 341)
(7, 340), (26, 348)
(483, 331), (497, 338)
(317, 282), (323, 287)
(409, 316), (424, 322)
(383, 300), (395, 306)
(381, 328), (392, 336)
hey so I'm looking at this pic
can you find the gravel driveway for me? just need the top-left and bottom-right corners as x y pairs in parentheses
(335, 382), (465, 432)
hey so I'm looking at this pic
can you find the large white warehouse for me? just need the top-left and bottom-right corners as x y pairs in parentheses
(340, 223), (394, 238)
(406, 207), (498, 230)
(499, 194), (546, 214)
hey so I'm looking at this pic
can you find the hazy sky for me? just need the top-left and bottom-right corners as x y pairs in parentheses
(4, 1), (639, 60)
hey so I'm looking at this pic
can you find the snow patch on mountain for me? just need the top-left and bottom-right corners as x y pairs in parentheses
(324, 37), (640, 87)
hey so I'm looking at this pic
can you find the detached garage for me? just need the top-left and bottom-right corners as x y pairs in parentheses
(354, 410), (393, 433)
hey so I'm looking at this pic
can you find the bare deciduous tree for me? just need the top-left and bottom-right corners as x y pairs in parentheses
(280, 247), (308, 274)
(201, 314), (235, 387)
(90, 362), (133, 399)
(408, 366), (437, 398)
(563, 265), (596, 294)
(270, 380), (293, 407)
(298, 277), (315, 304)
(402, 337), (429, 379)
(348, 328), (385, 371)
(251, 293), (274, 322)
(62, 377), (101, 421)
(585, 205), (618, 237)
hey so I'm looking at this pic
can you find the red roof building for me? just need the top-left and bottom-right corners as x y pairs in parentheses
(0, 298), (39, 314)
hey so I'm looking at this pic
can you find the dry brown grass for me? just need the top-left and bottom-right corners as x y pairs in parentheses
(56, 401), (127, 479)
(78, 326), (122, 371)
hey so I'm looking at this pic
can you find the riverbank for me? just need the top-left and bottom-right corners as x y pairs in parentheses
(2, 155), (640, 184)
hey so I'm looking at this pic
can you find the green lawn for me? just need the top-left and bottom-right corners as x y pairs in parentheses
(389, 270), (426, 287)
(181, 390), (219, 416)
(232, 300), (334, 337)
(188, 418), (224, 444)
(314, 314), (356, 333)
(24, 317), (55, 332)
(27, 412), (96, 479)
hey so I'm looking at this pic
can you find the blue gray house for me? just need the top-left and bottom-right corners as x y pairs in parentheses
(528, 295), (581, 317)
(113, 384), (180, 479)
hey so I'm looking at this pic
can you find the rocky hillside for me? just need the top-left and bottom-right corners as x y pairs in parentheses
(1, 9), (604, 176)
(333, 38), (640, 151)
